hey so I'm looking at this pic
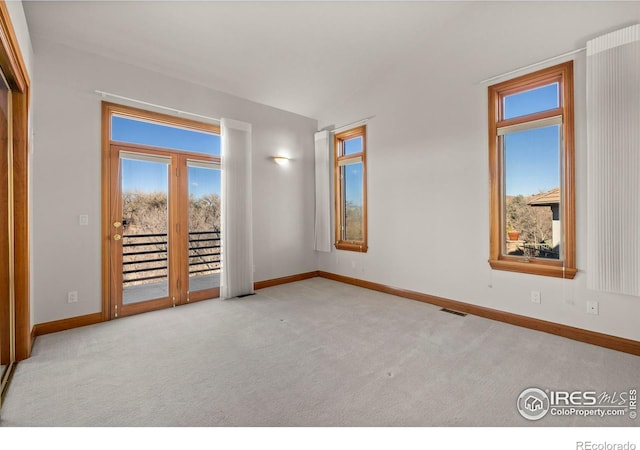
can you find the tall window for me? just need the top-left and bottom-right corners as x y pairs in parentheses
(488, 61), (576, 279)
(334, 126), (367, 252)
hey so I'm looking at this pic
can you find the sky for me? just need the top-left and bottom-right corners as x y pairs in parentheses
(504, 125), (560, 197)
(503, 83), (561, 196)
(343, 137), (364, 206)
(114, 116), (220, 197)
(344, 163), (363, 206)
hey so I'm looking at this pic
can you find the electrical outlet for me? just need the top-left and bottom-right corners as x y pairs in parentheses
(587, 301), (599, 315)
(530, 291), (541, 304)
(67, 291), (78, 303)
(78, 214), (89, 226)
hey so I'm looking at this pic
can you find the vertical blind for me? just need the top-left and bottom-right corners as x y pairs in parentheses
(314, 130), (331, 252)
(220, 118), (254, 299)
(587, 24), (640, 296)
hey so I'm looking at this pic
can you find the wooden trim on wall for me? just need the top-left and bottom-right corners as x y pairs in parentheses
(317, 271), (640, 357)
(35, 271), (321, 336)
(0, 102), (8, 366)
(32, 313), (104, 337)
(254, 271), (319, 290)
(104, 101), (220, 135)
(0, 2), (28, 92)
(562, 62), (577, 276)
(101, 102), (112, 321)
(0, 1), (31, 361)
(33, 272), (320, 337)
(12, 88), (29, 360)
(27, 269), (640, 357)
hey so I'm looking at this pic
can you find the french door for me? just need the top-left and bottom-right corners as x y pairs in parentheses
(108, 144), (221, 318)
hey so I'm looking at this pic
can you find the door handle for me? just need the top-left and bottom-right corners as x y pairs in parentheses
(113, 234), (122, 241)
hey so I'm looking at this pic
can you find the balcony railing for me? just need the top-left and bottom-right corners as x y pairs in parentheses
(122, 230), (221, 286)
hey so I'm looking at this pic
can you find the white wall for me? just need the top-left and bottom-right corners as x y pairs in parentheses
(316, 6), (640, 342)
(5, 0), (34, 327)
(32, 40), (317, 324)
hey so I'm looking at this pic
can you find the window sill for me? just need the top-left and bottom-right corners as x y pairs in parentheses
(489, 259), (577, 279)
(335, 242), (368, 253)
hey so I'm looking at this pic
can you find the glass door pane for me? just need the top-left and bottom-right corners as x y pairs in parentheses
(187, 161), (221, 296)
(120, 153), (171, 305)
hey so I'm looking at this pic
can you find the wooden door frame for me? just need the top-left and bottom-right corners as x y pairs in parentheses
(0, 1), (31, 361)
(101, 102), (221, 320)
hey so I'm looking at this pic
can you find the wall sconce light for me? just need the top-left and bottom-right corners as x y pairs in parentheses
(273, 156), (290, 166)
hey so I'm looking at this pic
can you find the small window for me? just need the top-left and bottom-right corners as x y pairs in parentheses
(488, 61), (576, 279)
(334, 126), (367, 252)
(112, 115), (220, 156)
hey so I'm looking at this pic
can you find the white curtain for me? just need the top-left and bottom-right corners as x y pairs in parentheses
(587, 24), (640, 296)
(314, 130), (331, 252)
(221, 118), (254, 299)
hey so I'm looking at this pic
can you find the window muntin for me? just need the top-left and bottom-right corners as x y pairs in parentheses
(488, 61), (575, 279)
(112, 115), (220, 156)
(335, 126), (367, 252)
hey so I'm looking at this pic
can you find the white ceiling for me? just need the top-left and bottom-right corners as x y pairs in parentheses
(22, 1), (640, 120)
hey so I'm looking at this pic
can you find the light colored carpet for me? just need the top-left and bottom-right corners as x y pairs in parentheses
(1, 277), (639, 427)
